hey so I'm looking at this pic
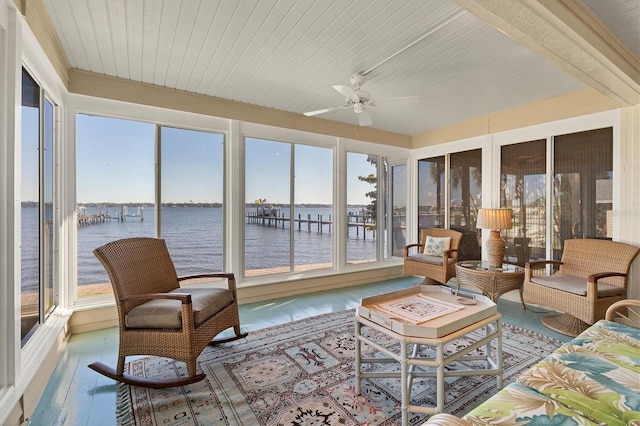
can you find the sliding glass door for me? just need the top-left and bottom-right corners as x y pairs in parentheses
(500, 140), (546, 265)
(20, 68), (56, 343)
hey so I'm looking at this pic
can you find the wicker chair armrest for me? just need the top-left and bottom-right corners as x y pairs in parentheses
(588, 272), (627, 283)
(179, 273), (237, 290)
(404, 243), (422, 257)
(443, 248), (458, 258)
(586, 272), (627, 298)
(120, 292), (192, 305)
(421, 413), (472, 425)
(525, 260), (563, 269)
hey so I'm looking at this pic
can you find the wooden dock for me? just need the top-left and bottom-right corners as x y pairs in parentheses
(77, 206), (144, 226)
(246, 209), (375, 239)
(77, 212), (111, 226)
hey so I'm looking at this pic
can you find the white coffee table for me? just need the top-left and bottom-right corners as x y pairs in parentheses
(355, 287), (502, 426)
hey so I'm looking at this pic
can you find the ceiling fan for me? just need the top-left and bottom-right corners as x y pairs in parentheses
(303, 73), (416, 127)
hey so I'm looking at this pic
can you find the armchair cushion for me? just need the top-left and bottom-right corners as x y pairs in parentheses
(530, 275), (625, 297)
(126, 287), (234, 329)
(423, 236), (451, 256)
(407, 253), (455, 266)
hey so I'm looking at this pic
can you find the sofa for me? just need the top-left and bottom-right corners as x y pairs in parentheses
(423, 299), (640, 426)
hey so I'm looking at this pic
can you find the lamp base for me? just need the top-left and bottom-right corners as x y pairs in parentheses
(487, 230), (505, 268)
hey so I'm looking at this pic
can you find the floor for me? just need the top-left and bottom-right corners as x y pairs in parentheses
(29, 277), (570, 426)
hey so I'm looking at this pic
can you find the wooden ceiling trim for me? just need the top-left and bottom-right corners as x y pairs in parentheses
(19, 0), (70, 88)
(69, 69), (412, 148)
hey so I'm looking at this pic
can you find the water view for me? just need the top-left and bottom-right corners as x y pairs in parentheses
(22, 205), (380, 291)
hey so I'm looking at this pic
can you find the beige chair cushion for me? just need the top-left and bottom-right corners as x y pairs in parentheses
(126, 287), (234, 329)
(529, 275), (625, 297)
(407, 254), (455, 266)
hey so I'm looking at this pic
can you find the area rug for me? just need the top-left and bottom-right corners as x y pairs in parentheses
(116, 309), (562, 425)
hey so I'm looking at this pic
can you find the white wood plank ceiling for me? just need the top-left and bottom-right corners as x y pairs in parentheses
(41, 0), (638, 136)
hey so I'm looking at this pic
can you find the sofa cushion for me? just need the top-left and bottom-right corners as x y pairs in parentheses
(462, 382), (594, 425)
(126, 287), (234, 329)
(529, 274), (625, 297)
(516, 320), (640, 425)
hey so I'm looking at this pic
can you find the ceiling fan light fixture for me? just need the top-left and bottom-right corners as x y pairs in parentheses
(353, 103), (365, 113)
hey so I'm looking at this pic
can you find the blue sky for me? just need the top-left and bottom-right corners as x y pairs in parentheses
(74, 114), (376, 205)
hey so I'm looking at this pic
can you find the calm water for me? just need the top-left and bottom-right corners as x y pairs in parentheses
(22, 206), (378, 289)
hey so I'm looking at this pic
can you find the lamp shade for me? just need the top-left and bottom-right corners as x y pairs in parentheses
(477, 208), (512, 230)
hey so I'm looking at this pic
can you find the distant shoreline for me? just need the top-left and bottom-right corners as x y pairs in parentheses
(22, 202), (374, 209)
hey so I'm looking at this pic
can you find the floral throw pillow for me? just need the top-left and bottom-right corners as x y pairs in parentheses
(423, 236), (451, 256)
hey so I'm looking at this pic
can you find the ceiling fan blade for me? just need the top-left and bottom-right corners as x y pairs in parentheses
(303, 105), (348, 116)
(358, 109), (373, 127)
(332, 85), (358, 100)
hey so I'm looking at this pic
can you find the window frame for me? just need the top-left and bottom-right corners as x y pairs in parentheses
(19, 66), (59, 345)
(67, 95), (232, 308)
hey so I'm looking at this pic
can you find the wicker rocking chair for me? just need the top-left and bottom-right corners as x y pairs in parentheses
(524, 238), (639, 337)
(88, 237), (247, 388)
(403, 228), (463, 285)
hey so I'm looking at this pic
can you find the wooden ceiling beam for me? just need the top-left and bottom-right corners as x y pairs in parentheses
(452, 0), (640, 106)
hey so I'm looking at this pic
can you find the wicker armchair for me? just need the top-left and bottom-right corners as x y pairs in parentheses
(88, 237), (247, 388)
(403, 228), (463, 285)
(524, 238), (639, 336)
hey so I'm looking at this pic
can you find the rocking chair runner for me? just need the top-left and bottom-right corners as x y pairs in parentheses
(88, 237), (247, 388)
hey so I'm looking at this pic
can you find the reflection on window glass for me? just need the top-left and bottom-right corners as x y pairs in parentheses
(44, 98), (54, 315)
(390, 162), (407, 257)
(417, 156), (445, 238)
(21, 69), (41, 343)
(160, 127), (224, 275)
(450, 149), (482, 260)
(347, 152), (377, 264)
(553, 128), (612, 258)
(245, 138), (291, 276)
(294, 145), (333, 271)
(76, 114), (155, 297)
(501, 140), (546, 265)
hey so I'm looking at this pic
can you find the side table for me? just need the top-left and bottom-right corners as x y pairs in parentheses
(455, 261), (525, 309)
(355, 287), (502, 426)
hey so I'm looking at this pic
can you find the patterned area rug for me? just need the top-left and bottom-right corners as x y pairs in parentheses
(116, 309), (562, 425)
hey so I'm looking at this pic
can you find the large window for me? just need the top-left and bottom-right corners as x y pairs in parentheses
(160, 127), (224, 275)
(76, 115), (155, 297)
(76, 118), (228, 296)
(245, 138), (334, 276)
(20, 68), (55, 343)
(500, 140), (546, 265)
(388, 160), (407, 257)
(294, 145), (334, 271)
(499, 130), (613, 264)
(416, 152), (481, 260)
(417, 156), (445, 238)
(244, 138), (293, 276)
(450, 149), (482, 260)
(346, 152), (378, 264)
(552, 128), (612, 257)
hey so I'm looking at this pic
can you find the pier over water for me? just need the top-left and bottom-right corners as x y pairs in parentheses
(77, 205), (144, 226)
(246, 208), (375, 239)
